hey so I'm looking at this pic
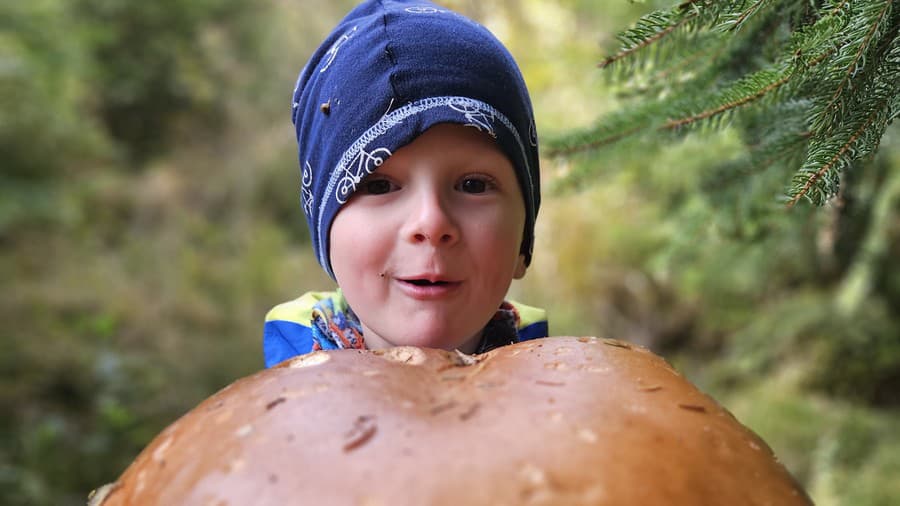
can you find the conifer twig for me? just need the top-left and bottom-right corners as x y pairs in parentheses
(548, 125), (648, 156)
(788, 106), (883, 207)
(731, 0), (770, 31)
(652, 38), (730, 82)
(555, 0), (898, 207)
(599, 13), (698, 69)
(660, 74), (791, 130)
(808, 45), (839, 67)
(825, 0), (893, 113)
(830, 0), (853, 16)
(702, 135), (809, 192)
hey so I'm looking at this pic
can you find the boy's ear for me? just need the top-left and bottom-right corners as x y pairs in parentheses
(513, 254), (527, 279)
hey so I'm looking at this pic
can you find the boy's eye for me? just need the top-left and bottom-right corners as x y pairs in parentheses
(361, 178), (396, 195)
(458, 177), (490, 194)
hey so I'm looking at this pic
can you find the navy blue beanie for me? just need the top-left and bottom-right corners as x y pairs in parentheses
(292, 0), (540, 279)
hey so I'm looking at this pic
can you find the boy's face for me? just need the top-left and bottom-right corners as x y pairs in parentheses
(330, 123), (527, 353)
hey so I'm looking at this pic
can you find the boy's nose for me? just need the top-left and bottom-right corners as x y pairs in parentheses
(402, 192), (460, 247)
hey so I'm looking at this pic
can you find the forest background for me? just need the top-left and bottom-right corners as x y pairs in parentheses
(2, 0), (898, 504)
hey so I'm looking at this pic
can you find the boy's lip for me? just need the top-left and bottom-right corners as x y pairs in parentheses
(394, 275), (463, 300)
(396, 273), (461, 284)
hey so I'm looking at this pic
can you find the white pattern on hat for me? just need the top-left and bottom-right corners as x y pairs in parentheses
(449, 102), (497, 138)
(320, 26), (358, 74)
(405, 6), (447, 14)
(335, 147), (393, 205)
(301, 161), (314, 217)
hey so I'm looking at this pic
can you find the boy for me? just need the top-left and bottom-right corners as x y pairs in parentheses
(263, 0), (547, 367)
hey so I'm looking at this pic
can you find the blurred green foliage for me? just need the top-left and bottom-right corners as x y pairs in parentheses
(2, 1), (897, 505)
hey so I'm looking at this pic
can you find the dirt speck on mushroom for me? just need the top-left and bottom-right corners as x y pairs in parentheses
(343, 415), (377, 452)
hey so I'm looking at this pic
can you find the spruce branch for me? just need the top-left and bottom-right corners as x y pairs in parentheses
(789, 10), (847, 69)
(555, 0), (900, 207)
(702, 135), (809, 193)
(830, 0), (853, 16)
(599, 10), (699, 70)
(720, 0), (775, 33)
(789, 33), (899, 205)
(545, 100), (665, 156)
(661, 67), (792, 130)
(618, 31), (732, 96)
(806, 44), (840, 68)
(821, 0), (893, 123)
(788, 105), (884, 206)
(701, 99), (812, 192)
(549, 124), (649, 156)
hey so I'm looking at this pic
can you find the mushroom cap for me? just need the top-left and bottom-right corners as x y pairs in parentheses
(99, 337), (811, 505)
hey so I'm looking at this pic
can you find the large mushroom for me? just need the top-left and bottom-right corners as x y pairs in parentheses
(94, 337), (811, 505)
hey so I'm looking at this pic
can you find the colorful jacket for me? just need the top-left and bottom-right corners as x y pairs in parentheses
(263, 290), (548, 368)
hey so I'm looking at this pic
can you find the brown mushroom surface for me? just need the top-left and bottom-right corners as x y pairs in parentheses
(99, 337), (811, 505)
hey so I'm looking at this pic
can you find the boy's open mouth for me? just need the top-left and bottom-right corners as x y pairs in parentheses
(404, 279), (451, 286)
